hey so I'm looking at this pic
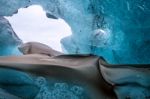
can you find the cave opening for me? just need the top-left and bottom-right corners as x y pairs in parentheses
(5, 5), (72, 52)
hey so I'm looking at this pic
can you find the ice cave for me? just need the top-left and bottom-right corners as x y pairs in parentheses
(5, 5), (72, 52)
(0, 0), (150, 99)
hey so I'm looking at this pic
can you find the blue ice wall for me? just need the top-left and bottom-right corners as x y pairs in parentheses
(1, 0), (149, 63)
(0, 0), (150, 99)
(88, 0), (150, 64)
(61, 0), (150, 64)
(0, 17), (22, 55)
(31, 0), (150, 64)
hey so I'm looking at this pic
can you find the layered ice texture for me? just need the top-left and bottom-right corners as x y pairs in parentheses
(0, 0), (150, 99)
(0, 0), (150, 64)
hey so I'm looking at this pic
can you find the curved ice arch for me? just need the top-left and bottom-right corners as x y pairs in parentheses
(0, 1), (150, 98)
(0, 0), (150, 64)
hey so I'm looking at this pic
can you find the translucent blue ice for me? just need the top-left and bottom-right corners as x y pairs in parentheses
(0, 17), (22, 55)
(0, 0), (150, 63)
(33, 0), (150, 64)
(0, 0), (150, 99)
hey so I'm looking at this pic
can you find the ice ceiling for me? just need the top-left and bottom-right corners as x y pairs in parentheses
(5, 5), (72, 52)
(0, 0), (150, 99)
(0, 0), (150, 64)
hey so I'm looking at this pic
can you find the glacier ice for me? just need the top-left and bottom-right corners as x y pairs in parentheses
(34, 0), (150, 64)
(0, 17), (22, 55)
(0, 0), (150, 99)
(0, 68), (39, 98)
(0, 68), (91, 99)
(0, 0), (150, 64)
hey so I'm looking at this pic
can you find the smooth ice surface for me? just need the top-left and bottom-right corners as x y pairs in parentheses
(100, 64), (150, 98)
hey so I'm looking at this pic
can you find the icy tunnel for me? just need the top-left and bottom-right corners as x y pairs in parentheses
(0, 0), (150, 64)
(0, 0), (150, 99)
(5, 5), (72, 52)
